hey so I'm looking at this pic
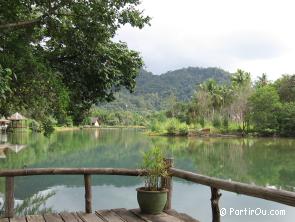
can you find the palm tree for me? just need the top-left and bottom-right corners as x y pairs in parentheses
(231, 69), (251, 87)
(256, 73), (268, 87)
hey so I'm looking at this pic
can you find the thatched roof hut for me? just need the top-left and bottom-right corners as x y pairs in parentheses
(90, 117), (100, 127)
(0, 117), (10, 131)
(8, 112), (27, 121)
(8, 112), (27, 129)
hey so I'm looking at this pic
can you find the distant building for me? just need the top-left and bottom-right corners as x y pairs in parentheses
(0, 117), (10, 132)
(8, 112), (27, 129)
(90, 117), (100, 127)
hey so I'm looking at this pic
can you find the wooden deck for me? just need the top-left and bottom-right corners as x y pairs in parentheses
(0, 209), (199, 222)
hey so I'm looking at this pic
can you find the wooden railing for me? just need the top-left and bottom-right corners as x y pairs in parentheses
(0, 158), (295, 222)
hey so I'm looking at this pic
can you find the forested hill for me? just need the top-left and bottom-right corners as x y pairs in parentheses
(99, 67), (231, 111)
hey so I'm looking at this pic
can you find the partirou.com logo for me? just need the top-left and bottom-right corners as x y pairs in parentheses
(220, 208), (286, 217)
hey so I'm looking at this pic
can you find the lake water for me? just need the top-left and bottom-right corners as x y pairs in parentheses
(0, 129), (294, 221)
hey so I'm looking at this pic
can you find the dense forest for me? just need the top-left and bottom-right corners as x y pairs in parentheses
(99, 67), (230, 111)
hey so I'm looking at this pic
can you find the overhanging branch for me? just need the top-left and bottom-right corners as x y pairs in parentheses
(0, 18), (42, 30)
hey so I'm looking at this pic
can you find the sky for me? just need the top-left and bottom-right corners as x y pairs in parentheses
(116, 0), (295, 80)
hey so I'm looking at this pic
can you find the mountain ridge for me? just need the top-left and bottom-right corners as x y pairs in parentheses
(99, 67), (231, 111)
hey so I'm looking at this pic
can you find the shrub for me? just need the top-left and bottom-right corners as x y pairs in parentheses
(166, 118), (179, 135)
(149, 120), (164, 133)
(223, 116), (229, 129)
(178, 123), (189, 135)
(212, 116), (221, 128)
(198, 116), (205, 128)
(278, 102), (295, 136)
(29, 119), (41, 132)
(141, 147), (168, 191)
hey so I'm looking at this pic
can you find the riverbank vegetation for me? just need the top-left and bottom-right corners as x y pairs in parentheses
(146, 71), (295, 137)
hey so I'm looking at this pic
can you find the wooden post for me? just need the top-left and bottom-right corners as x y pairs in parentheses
(210, 187), (221, 222)
(84, 174), (92, 213)
(161, 158), (173, 210)
(5, 176), (14, 218)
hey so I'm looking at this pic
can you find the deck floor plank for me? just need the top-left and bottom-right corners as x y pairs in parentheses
(10, 216), (26, 222)
(0, 218), (9, 222)
(164, 210), (200, 222)
(111, 209), (146, 222)
(77, 213), (104, 222)
(130, 209), (183, 222)
(5, 208), (199, 222)
(44, 214), (64, 222)
(96, 210), (124, 222)
(26, 215), (46, 222)
(60, 212), (80, 222)
(71, 213), (84, 222)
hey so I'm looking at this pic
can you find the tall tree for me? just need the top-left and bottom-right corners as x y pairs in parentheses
(231, 69), (251, 88)
(275, 75), (295, 103)
(0, 0), (150, 123)
(249, 85), (282, 134)
(256, 73), (269, 88)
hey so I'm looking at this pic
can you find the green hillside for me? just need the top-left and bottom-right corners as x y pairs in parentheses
(99, 67), (231, 111)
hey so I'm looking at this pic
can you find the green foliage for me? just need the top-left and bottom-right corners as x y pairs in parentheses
(212, 116), (222, 128)
(141, 147), (168, 191)
(223, 116), (229, 129)
(0, 0), (150, 124)
(148, 118), (189, 136)
(198, 117), (205, 127)
(278, 102), (295, 136)
(249, 86), (282, 134)
(90, 108), (147, 126)
(14, 192), (55, 216)
(100, 68), (230, 111)
(0, 65), (12, 99)
(42, 118), (55, 137)
(275, 75), (295, 102)
(29, 119), (41, 132)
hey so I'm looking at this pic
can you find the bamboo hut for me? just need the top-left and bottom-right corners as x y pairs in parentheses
(0, 117), (10, 132)
(8, 113), (27, 129)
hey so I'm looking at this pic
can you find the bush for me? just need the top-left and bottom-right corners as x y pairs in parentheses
(278, 102), (295, 136)
(42, 118), (55, 136)
(166, 118), (178, 135)
(29, 119), (41, 132)
(212, 116), (221, 128)
(149, 120), (164, 133)
(178, 123), (189, 135)
(198, 116), (205, 128)
(223, 116), (229, 129)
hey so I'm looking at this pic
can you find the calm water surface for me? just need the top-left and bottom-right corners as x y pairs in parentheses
(0, 129), (294, 221)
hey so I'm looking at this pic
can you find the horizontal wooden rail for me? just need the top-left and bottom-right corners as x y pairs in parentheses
(1, 166), (294, 220)
(170, 168), (295, 207)
(0, 168), (147, 177)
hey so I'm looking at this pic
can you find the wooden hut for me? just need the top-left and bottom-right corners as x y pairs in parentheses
(8, 112), (27, 129)
(90, 117), (100, 127)
(0, 117), (10, 132)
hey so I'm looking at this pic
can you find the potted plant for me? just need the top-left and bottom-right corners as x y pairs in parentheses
(137, 146), (169, 214)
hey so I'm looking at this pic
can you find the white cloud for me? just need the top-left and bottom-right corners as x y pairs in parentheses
(116, 0), (295, 80)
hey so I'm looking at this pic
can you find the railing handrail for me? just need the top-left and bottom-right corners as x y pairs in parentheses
(170, 167), (295, 207)
(1, 165), (294, 221)
(0, 168), (147, 177)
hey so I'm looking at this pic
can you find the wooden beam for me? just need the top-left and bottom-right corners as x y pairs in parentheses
(5, 176), (14, 218)
(210, 187), (221, 222)
(161, 158), (173, 210)
(0, 168), (147, 177)
(84, 174), (92, 213)
(170, 168), (295, 207)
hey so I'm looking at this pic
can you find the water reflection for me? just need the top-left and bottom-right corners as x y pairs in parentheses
(0, 129), (294, 221)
